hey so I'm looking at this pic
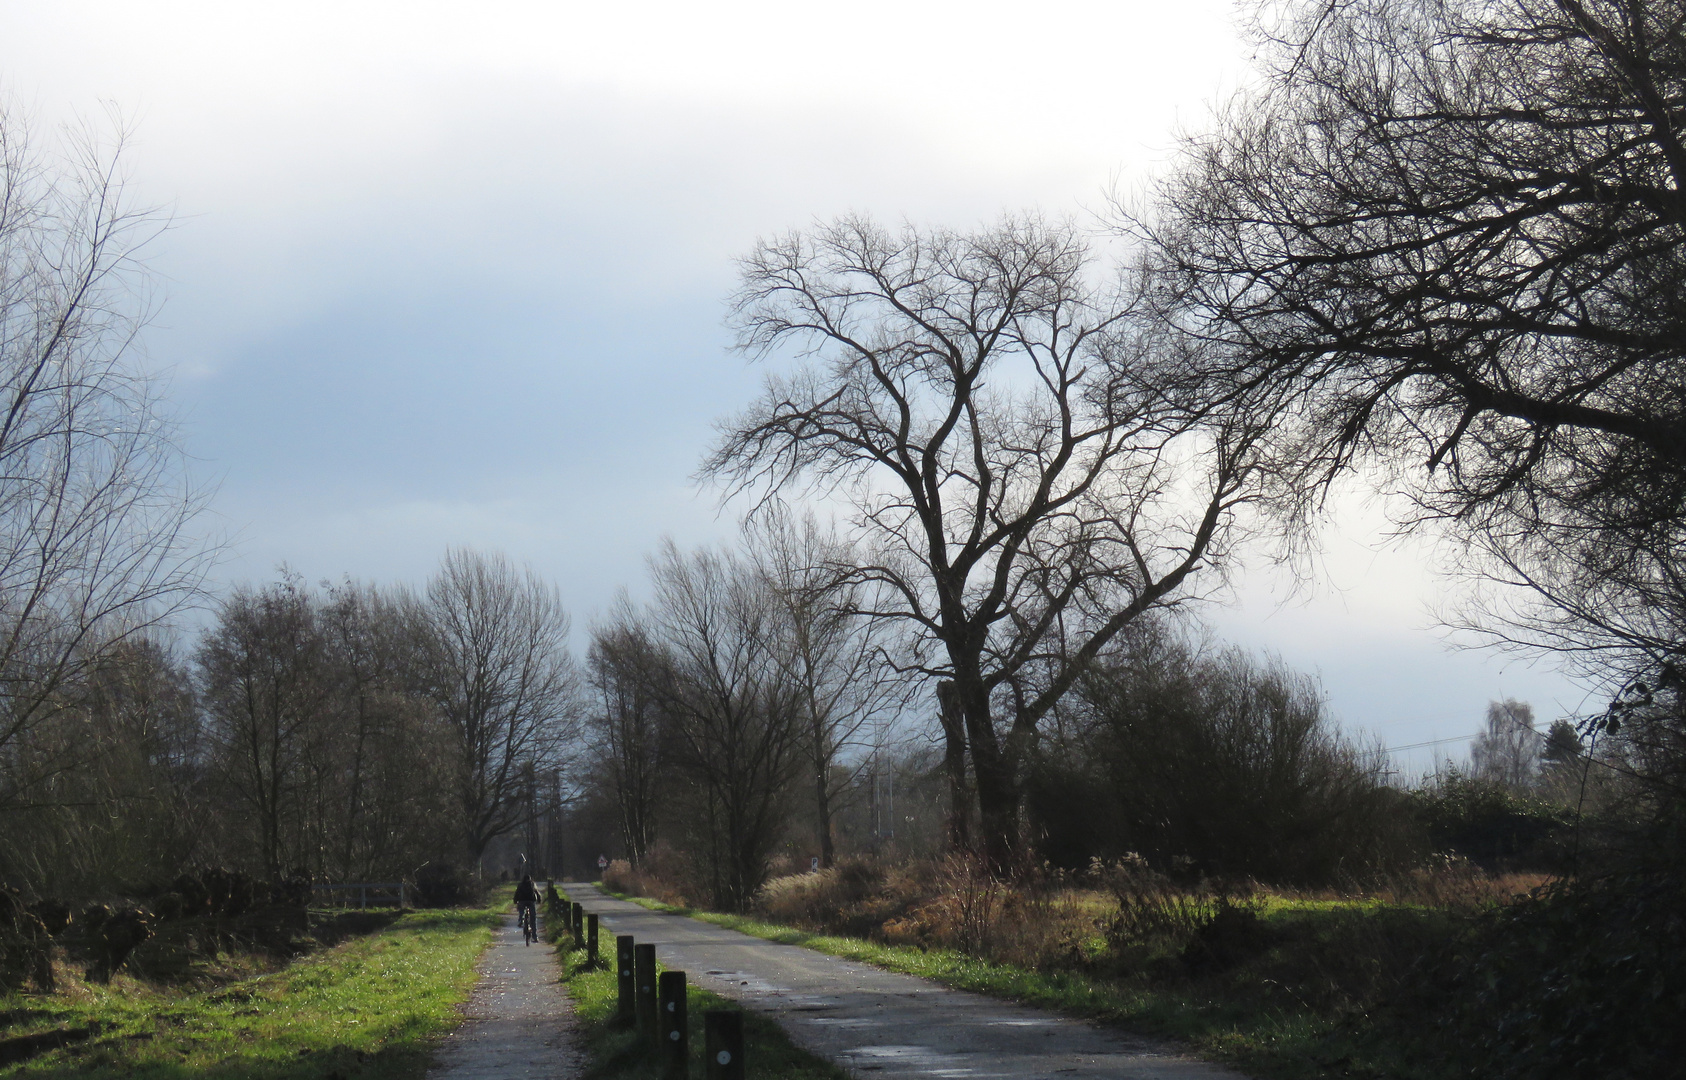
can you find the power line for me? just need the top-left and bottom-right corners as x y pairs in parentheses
(1366, 732), (1478, 756)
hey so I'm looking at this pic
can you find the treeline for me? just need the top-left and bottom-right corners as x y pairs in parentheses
(0, 550), (578, 894)
(576, 516), (1436, 902)
(586, 586), (1617, 903)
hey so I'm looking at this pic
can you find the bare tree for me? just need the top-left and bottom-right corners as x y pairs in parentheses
(1145, 0), (1686, 704)
(647, 540), (806, 910)
(745, 505), (909, 868)
(418, 548), (580, 868)
(1472, 699), (1541, 791)
(707, 215), (1263, 869)
(197, 575), (329, 877)
(0, 105), (210, 818)
(318, 579), (448, 880)
(587, 596), (669, 866)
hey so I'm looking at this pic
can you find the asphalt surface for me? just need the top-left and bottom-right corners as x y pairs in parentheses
(565, 881), (1249, 1080)
(429, 909), (583, 1080)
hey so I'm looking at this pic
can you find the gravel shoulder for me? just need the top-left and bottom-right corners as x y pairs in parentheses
(566, 882), (1250, 1080)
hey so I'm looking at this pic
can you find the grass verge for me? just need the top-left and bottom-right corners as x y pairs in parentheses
(548, 891), (845, 1080)
(606, 891), (1451, 1080)
(0, 904), (501, 1080)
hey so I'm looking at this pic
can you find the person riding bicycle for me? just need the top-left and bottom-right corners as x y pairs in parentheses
(513, 874), (539, 942)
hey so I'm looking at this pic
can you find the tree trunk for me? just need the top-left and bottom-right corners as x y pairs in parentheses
(814, 761), (835, 868)
(936, 681), (972, 852)
(955, 677), (1019, 873)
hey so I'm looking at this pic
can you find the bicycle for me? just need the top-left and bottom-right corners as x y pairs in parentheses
(518, 901), (538, 945)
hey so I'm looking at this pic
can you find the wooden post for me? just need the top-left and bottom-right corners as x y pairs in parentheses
(616, 935), (636, 1024)
(587, 913), (600, 966)
(704, 1010), (743, 1080)
(659, 970), (687, 1079)
(635, 942), (658, 1041)
(573, 903), (585, 949)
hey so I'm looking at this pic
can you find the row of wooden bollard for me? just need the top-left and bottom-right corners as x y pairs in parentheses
(548, 888), (601, 963)
(548, 888), (745, 1078)
(617, 934), (745, 1079)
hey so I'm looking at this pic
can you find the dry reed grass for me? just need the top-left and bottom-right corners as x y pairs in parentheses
(600, 844), (694, 908)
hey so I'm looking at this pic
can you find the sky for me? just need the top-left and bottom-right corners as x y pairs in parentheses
(0, 0), (1591, 775)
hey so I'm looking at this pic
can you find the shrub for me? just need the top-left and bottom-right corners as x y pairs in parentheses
(84, 907), (152, 983)
(26, 899), (70, 936)
(1093, 854), (1214, 948)
(1409, 772), (1577, 871)
(1034, 625), (1417, 886)
(270, 873), (313, 909)
(757, 858), (886, 931)
(0, 887), (55, 992)
(410, 863), (482, 908)
(754, 857), (941, 943)
(601, 845), (692, 908)
(600, 859), (634, 893)
(1394, 869), (1686, 1079)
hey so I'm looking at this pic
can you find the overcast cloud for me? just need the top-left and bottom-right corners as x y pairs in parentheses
(0, 0), (1585, 774)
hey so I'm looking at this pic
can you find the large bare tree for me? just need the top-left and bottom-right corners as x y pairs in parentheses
(418, 548), (580, 868)
(1146, 0), (1686, 701)
(0, 106), (210, 817)
(0, 636), (205, 891)
(707, 215), (1264, 869)
(318, 579), (446, 881)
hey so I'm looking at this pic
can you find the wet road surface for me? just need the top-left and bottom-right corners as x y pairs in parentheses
(566, 881), (1248, 1080)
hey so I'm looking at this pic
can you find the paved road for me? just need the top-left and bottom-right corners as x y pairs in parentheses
(565, 882), (1247, 1080)
(429, 910), (583, 1080)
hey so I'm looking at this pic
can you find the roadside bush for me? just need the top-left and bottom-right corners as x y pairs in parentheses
(757, 858), (939, 943)
(601, 844), (692, 908)
(600, 859), (636, 893)
(1033, 624), (1417, 886)
(1094, 854), (1216, 949)
(1403, 870), (1686, 1079)
(0, 888), (55, 992)
(925, 854), (1006, 955)
(1409, 772), (1578, 871)
(757, 858), (889, 934)
(763, 855), (1096, 970)
(410, 863), (482, 908)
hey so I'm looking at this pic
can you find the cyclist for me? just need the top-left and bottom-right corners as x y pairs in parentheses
(514, 874), (539, 945)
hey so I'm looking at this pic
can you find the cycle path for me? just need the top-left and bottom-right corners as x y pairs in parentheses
(429, 909), (583, 1080)
(566, 882), (1247, 1080)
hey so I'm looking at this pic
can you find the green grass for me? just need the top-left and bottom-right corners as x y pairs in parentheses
(0, 904), (501, 1080)
(606, 891), (1454, 1080)
(548, 889), (845, 1080)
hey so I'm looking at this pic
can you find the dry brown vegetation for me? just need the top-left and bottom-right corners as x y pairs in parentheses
(611, 849), (1547, 974)
(602, 850), (1574, 1078)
